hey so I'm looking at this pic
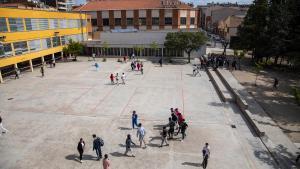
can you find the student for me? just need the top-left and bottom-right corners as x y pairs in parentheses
(140, 67), (143, 75)
(121, 73), (126, 84)
(160, 126), (169, 147)
(132, 111), (138, 129)
(167, 117), (175, 139)
(131, 62), (135, 71)
(95, 63), (99, 71)
(103, 154), (110, 169)
(296, 154), (300, 163)
(92, 53), (96, 61)
(202, 143), (210, 169)
(124, 134), (136, 157)
(14, 68), (19, 79)
(137, 63), (140, 71)
(136, 123), (147, 148)
(77, 138), (85, 163)
(159, 58), (162, 67)
(115, 73), (119, 85)
(40, 66), (44, 77)
(92, 134), (104, 160)
(171, 112), (178, 130)
(0, 115), (9, 136)
(273, 77), (279, 89)
(110, 74), (114, 84)
(179, 119), (188, 141)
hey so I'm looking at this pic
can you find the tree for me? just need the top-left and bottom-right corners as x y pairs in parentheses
(63, 39), (84, 61)
(102, 41), (109, 56)
(164, 31), (207, 63)
(237, 0), (268, 62)
(221, 39), (229, 56)
(266, 0), (290, 65)
(150, 41), (159, 56)
(133, 45), (144, 57)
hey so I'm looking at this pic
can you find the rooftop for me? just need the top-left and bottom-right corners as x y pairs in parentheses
(74, 0), (192, 11)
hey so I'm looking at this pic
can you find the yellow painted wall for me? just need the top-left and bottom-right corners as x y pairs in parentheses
(0, 46), (63, 67)
(0, 8), (90, 68)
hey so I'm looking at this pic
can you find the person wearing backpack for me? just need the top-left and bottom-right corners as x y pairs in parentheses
(167, 117), (175, 139)
(92, 134), (104, 160)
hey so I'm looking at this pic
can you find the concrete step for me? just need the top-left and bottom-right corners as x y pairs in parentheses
(207, 68), (234, 102)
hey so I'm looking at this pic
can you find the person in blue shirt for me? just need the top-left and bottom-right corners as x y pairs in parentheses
(132, 111), (138, 129)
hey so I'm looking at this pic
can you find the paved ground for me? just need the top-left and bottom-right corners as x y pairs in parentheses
(0, 57), (279, 169)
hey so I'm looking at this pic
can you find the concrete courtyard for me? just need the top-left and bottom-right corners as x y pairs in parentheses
(0, 58), (279, 169)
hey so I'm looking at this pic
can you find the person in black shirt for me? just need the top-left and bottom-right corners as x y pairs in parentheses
(180, 119), (188, 141)
(77, 138), (85, 163)
(168, 117), (175, 139)
(124, 134), (136, 157)
(160, 126), (169, 147)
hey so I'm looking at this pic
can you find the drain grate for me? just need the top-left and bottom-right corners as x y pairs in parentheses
(231, 124), (236, 128)
(7, 98), (14, 100)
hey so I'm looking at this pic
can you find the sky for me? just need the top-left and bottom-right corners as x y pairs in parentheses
(76, 0), (253, 5)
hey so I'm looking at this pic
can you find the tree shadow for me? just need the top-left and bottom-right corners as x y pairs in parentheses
(254, 144), (299, 168)
(182, 162), (201, 167)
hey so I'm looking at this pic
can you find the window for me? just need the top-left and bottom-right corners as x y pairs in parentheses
(49, 19), (59, 29)
(126, 18), (133, 26)
(0, 18), (8, 32)
(81, 19), (87, 27)
(152, 17), (159, 25)
(41, 38), (52, 49)
(29, 39), (41, 52)
(13, 41), (28, 55)
(61, 36), (66, 45)
(52, 36), (61, 47)
(180, 17), (186, 25)
(60, 19), (68, 28)
(115, 18), (121, 26)
(39, 19), (49, 30)
(69, 19), (77, 28)
(190, 17), (195, 25)
(103, 19), (109, 26)
(139, 18), (146, 26)
(25, 18), (39, 31)
(165, 17), (172, 25)
(0, 43), (13, 58)
(8, 18), (24, 32)
(91, 19), (97, 26)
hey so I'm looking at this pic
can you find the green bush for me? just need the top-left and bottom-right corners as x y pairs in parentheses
(292, 87), (300, 105)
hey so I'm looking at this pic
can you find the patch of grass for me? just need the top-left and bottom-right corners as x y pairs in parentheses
(292, 87), (300, 105)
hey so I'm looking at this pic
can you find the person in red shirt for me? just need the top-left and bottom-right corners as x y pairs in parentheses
(137, 63), (140, 71)
(110, 74), (114, 84)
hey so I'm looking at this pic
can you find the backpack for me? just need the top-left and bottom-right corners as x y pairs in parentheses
(97, 137), (104, 146)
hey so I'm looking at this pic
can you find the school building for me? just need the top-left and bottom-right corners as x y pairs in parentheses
(0, 7), (91, 83)
(74, 0), (206, 58)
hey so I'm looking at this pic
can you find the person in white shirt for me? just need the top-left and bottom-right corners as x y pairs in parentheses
(121, 73), (126, 85)
(202, 143), (210, 169)
(136, 123), (147, 148)
(0, 114), (9, 136)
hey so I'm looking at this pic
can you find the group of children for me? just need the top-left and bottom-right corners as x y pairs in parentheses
(131, 61), (144, 74)
(110, 73), (126, 85)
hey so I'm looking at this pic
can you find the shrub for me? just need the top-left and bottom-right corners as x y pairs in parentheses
(292, 87), (300, 105)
